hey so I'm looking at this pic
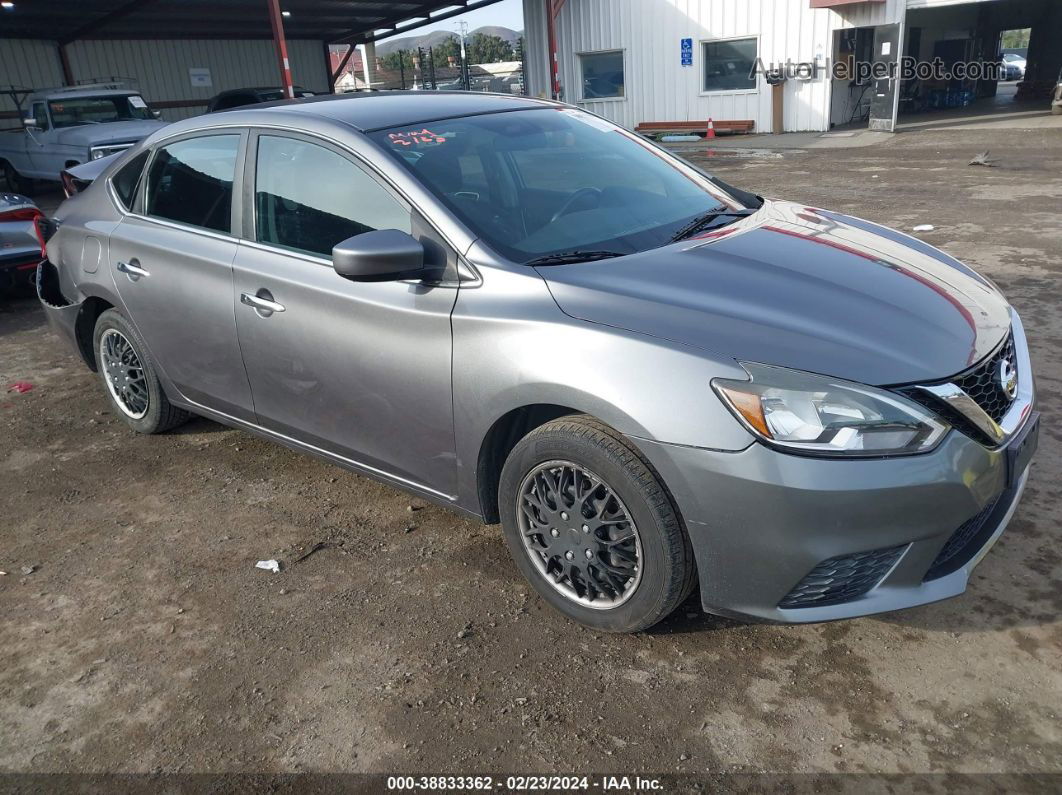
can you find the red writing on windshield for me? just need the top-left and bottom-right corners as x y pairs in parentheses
(389, 129), (447, 146)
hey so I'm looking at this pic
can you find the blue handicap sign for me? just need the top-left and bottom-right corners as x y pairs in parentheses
(680, 38), (693, 67)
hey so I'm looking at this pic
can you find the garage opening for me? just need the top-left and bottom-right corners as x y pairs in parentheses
(895, 0), (1061, 131)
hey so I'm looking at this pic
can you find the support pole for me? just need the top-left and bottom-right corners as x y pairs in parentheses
(58, 43), (75, 86)
(362, 41), (376, 89)
(266, 0), (295, 98)
(547, 0), (566, 100)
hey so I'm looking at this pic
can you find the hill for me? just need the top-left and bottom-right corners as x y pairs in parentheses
(375, 26), (521, 56)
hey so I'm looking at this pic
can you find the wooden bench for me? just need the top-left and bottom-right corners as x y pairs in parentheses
(634, 120), (755, 137)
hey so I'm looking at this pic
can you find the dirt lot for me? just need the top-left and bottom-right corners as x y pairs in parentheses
(1, 126), (1060, 779)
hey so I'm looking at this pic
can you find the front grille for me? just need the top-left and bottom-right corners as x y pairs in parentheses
(923, 496), (1002, 581)
(955, 334), (1016, 423)
(901, 333), (1017, 446)
(779, 545), (906, 609)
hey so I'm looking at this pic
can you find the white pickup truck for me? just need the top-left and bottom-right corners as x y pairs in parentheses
(0, 85), (167, 192)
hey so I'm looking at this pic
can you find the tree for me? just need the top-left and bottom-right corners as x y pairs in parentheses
(381, 50), (414, 72)
(466, 33), (515, 65)
(431, 35), (460, 66)
(1000, 29), (1030, 49)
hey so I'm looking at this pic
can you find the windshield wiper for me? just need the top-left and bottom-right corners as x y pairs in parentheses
(668, 208), (757, 243)
(526, 250), (626, 266)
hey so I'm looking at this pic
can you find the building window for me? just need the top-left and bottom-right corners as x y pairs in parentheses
(702, 38), (758, 92)
(579, 50), (625, 100)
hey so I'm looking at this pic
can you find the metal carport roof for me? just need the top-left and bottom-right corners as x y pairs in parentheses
(0, 0), (504, 45)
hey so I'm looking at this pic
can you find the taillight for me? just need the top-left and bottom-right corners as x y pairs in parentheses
(0, 207), (42, 223)
(32, 215), (48, 257)
(61, 170), (78, 198)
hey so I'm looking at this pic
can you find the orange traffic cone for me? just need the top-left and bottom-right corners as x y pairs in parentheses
(706, 118), (716, 139)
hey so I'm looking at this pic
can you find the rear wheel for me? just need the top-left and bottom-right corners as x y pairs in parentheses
(499, 415), (696, 633)
(92, 309), (190, 434)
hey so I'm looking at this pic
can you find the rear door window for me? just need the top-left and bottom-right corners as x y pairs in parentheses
(253, 135), (411, 258)
(144, 135), (240, 233)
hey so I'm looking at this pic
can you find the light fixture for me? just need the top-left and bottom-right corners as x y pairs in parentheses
(1, 2), (15, 9)
(281, 9), (291, 16)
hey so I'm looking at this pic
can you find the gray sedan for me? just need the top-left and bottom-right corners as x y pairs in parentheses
(37, 93), (1037, 632)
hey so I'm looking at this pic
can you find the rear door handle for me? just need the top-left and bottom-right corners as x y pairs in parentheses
(240, 291), (285, 314)
(116, 260), (149, 279)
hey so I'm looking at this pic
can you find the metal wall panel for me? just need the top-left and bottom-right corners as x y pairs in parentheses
(523, 0), (910, 133)
(522, 0), (551, 98)
(66, 39), (330, 120)
(1, 38), (329, 121)
(0, 39), (65, 115)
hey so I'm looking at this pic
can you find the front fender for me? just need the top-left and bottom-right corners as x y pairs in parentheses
(451, 265), (755, 514)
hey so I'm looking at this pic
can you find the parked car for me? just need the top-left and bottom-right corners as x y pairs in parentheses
(0, 85), (167, 192)
(1002, 53), (1026, 81)
(206, 86), (316, 113)
(37, 93), (1038, 632)
(0, 192), (44, 291)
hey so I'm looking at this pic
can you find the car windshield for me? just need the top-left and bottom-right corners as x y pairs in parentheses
(48, 95), (154, 128)
(370, 108), (739, 263)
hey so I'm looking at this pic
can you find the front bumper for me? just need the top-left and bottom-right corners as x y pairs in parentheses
(639, 425), (1034, 623)
(639, 308), (1037, 624)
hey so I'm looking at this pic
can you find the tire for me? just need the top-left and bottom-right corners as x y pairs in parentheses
(92, 309), (190, 434)
(499, 414), (696, 633)
(1, 161), (31, 195)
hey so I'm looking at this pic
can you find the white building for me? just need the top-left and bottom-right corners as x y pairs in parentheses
(522, 0), (1062, 133)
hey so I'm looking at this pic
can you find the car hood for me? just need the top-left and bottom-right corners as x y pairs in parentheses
(536, 200), (1011, 386)
(55, 120), (167, 148)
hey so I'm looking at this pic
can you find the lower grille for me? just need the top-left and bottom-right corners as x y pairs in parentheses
(923, 496), (1001, 581)
(779, 545), (906, 609)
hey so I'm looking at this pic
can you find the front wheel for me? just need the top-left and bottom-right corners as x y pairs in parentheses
(92, 309), (190, 434)
(499, 415), (696, 633)
(2, 161), (31, 195)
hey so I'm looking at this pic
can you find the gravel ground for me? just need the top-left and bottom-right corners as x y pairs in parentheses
(0, 126), (1060, 779)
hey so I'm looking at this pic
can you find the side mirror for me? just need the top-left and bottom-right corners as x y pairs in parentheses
(151, 110), (162, 119)
(332, 229), (425, 282)
(22, 117), (37, 130)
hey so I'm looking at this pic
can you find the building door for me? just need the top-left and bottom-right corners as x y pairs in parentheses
(869, 23), (902, 132)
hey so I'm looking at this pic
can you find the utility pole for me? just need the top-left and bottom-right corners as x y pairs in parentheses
(455, 20), (470, 91)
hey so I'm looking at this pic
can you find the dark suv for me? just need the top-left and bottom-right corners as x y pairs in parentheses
(206, 86), (316, 113)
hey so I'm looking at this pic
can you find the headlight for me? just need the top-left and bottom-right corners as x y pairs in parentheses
(89, 146), (128, 160)
(712, 363), (948, 457)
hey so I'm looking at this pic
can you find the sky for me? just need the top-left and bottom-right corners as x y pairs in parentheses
(400, 0), (524, 36)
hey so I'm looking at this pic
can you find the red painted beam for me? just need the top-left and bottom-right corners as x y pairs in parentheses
(266, 0), (295, 99)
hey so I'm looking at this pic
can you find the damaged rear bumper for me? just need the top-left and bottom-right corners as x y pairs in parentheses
(36, 259), (83, 360)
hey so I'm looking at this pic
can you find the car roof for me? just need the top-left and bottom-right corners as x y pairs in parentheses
(223, 91), (560, 132)
(30, 88), (139, 102)
(216, 86), (308, 96)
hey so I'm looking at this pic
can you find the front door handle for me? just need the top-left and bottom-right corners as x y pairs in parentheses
(116, 260), (149, 279)
(240, 291), (285, 314)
